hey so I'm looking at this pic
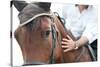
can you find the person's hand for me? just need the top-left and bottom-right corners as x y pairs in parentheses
(61, 35), (76, 52)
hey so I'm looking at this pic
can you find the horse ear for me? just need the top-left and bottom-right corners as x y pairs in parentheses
(13, 0), (28, 12)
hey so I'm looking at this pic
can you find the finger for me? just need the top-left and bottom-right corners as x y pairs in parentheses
(62, 45), (69, 48)
(64, 48), (71, 52)
(66, 35), (72, 40)
(61, 41), (69, 45)
(62, 38), (69, 42)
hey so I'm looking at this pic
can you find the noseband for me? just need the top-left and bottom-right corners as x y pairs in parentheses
(22, 15), (57, 66)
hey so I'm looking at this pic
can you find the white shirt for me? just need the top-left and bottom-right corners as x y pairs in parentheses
(62, 5), (97, 44)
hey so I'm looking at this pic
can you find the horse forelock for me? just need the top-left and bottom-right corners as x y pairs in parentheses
(24, 16), (53, 32)
(25, 17), (41, 32)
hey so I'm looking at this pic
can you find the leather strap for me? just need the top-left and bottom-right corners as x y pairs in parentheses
(87, 44), (96, 61)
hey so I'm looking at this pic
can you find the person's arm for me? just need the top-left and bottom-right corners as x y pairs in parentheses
(75, 36), (89, 48)
(61, 21), (97, 52)
(62, 35), (89, 52)
(61, 6), (97, 52)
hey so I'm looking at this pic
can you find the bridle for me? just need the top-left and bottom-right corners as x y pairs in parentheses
(22, 12), (87, 65)
(49, 23), (57, 64)
(22, 14), (57, 66)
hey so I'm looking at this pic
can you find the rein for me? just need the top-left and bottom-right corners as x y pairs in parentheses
(49, 23), (57, 64)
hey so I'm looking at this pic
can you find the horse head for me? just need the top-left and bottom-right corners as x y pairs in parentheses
(13, 1), (63, 65)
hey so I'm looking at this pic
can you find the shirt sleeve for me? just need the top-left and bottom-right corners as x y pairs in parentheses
(82, 17), (97, 44)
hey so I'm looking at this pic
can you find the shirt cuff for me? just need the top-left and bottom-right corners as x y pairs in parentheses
(82, 33), (96, 44)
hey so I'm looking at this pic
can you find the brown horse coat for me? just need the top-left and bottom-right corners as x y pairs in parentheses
(13, 1), (92, 65)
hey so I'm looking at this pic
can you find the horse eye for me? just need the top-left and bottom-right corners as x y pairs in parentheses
(41, 30), (51, 38)
(45, 30), (50, 36)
